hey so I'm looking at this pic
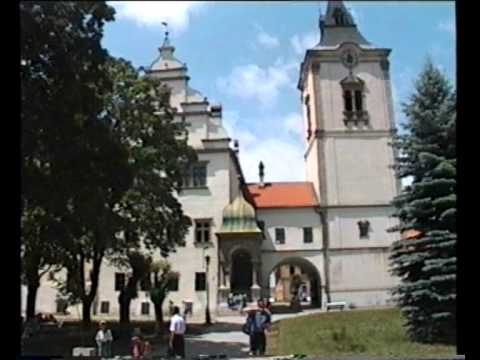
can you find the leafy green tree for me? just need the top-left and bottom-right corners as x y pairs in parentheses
(116, 252), (152, 324)
(21, 207), (63, 319)
(389, 58), (456, 344)
(103, 58), (195, 323)
(105, 58), (196, 257)
(20, 1), (119, 321)
(149, 260), (179, 332)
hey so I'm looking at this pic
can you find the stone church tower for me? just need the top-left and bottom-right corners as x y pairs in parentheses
(298, 1), (400, 306)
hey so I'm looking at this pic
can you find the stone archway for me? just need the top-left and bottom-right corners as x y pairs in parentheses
(265, 257), (322, 309)
(230, 248), (253, 295)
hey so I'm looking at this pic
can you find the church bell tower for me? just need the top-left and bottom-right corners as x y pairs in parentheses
(299, 1), (400, 306)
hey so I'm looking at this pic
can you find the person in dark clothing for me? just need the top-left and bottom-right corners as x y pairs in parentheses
(244, 302), (271, 356)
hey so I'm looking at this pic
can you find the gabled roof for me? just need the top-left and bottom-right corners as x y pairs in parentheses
(246, 182), (319, 209)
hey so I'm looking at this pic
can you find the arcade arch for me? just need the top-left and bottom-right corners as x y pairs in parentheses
(263, 256), (323, 308)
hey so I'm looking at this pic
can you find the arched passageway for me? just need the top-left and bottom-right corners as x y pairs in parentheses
(230, 249), (253, 296)
(265, 257), (322, 309)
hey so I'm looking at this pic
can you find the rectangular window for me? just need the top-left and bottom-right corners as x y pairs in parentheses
(183, 163), (207, 188)
(193, 164), (207, 187)
(303, 227), (313, 243)
(56, 299), (68, 314)
(140, 276), (151, 291)
(195, 219), (211, 244)
(115, 273), (126, 291)
(344, 90), (353, 111)
(195, 272), (206, 291)
(275, 228), (285, 244)
(100, 301), (110, 314)
(141, 302), (150, 315)
(258, 221), (265, 233)
(354, 90), (363, 111)
(168, 277), (179, 291)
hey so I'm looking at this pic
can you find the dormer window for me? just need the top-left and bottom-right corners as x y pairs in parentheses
(333, 8), (344, 26)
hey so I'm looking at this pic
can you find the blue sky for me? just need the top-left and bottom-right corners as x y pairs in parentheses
(103, 1), (456, 183)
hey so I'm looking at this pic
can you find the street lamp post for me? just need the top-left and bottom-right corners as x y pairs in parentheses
(205, 255), (212, 325)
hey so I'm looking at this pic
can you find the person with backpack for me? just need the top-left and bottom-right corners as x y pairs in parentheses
(243, 301), (271, 356)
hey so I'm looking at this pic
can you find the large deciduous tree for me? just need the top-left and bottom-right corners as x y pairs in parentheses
(116, 252), (152, 324)
(389, 58), (456, 344)
(21, 1), (121, 320)
(104, 58), (195, 324)
(149, 260), (179, 332)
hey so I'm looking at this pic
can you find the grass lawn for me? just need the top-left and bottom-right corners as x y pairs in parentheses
(267, 308), (456, 358)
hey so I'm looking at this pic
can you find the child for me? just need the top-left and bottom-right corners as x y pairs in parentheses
(131, 328), (145, 360)
(144, 341), (153, 359)
(95, 321), (113, 358)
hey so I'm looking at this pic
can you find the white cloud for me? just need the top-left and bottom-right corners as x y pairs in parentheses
(110, 1), (204, 32)
(437, 19), (455, 36)
(256, 31), (280, 49)
(217, 60), (297, 108)
(283, 112), (304, 138)
(290, 32), (318, 56)
(239, 138), (305, 183)
(223, 111), (257, 149)
(222, 110), (305, 183)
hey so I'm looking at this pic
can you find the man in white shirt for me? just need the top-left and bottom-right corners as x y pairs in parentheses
(169, 306), (186, 359)
(95, 320), (113, 358)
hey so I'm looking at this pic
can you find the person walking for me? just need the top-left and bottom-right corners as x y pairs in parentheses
(255, 299), (272, 356)
(243, 306), (258, 356)
(169, 306), (186, 359)
(95, 321), (113, 359)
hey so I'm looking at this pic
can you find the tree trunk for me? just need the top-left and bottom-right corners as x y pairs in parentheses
(26, 283), (39, 320)
(118, 292), (131, 324)
(153, 302), (164, 334)
(82, 297), (93, 325)
(24, 251), (41, 320)
(82, 251), (103, 326)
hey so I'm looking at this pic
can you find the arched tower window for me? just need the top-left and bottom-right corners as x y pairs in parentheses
(344, 90), (353, 112)
(341, 75), (368, 126)
(333, 8), (344, 26)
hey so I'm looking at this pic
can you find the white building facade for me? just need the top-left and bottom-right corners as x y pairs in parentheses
(23, 1), (400, 322)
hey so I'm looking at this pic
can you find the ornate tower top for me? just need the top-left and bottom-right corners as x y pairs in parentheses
(148, 22), (186, 72)
(318, 0), (371, 48)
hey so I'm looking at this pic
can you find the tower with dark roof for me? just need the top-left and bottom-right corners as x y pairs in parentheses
(299, 0), (400, 306)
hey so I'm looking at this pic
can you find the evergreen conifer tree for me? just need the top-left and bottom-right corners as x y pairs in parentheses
(389, 58), (456, 344)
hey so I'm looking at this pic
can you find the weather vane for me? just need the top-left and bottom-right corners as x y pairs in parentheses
(161, 21), (169, 45)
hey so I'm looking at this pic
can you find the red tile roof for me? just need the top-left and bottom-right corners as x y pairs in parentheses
(402, 229), (423, 240)
(247, 182), (319, 209)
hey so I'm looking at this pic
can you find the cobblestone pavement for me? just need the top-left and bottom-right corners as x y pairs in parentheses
(141, 309), (327, 359)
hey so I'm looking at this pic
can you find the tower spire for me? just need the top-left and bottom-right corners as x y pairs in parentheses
(317, 0), (371, 47)
(324, 0), (355, 27)
(161, 21), (171, 48)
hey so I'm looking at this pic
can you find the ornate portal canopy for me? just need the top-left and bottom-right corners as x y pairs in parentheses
(217, 191), (263, 239)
